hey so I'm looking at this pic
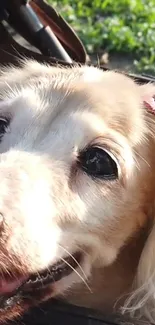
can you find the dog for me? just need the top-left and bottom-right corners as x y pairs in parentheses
(0, 61), (154, 323)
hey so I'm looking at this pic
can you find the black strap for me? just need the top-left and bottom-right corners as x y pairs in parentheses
(8, 299), (151, 325)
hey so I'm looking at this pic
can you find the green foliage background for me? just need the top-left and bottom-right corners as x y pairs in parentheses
(48, 0), (155, 74)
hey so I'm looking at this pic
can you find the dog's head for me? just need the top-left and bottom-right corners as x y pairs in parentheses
(0, 61), (154, 322)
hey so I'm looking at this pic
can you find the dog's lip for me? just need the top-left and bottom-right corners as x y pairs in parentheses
(0, 276), (28, 296)
(22, 251), (82, 292)
(0, 251), (82, 299)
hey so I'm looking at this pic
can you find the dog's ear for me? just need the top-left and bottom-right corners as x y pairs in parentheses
(121, 83), (155, 322)
(122, 85), (155, 323)
(140, 83), (155, 114)
(138, 83), (155, 139)
(122, 221), (155, 322)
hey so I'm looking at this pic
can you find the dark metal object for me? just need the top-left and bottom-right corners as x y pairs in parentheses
(0, 0), (72, 62)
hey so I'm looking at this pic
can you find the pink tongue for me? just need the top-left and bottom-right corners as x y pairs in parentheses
(0, 277), (27, 295)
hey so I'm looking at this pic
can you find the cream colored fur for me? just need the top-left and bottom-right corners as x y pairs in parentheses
(0, 61), (154, 322)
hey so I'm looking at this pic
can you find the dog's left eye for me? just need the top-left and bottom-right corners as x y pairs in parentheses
(78, 147), (118, 180)
(0, 118), (10, 139)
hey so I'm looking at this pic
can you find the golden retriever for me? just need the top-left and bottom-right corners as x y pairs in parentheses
(0, 61), (154, 323)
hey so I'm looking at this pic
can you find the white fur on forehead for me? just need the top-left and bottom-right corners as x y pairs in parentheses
(0, 60), (154, 133)
(22, 61), (104, 81)
(0, 60), (153, 118)
(0, 59), (140, 89)
(0, 62), (105, 97)
(0, 60), (107, 85)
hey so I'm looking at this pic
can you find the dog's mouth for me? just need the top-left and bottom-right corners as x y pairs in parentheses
(0, 251), (82, 309)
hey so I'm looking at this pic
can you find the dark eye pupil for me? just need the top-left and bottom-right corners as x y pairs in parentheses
(0, 119), (9, 138)
(79, 147), (118, 180)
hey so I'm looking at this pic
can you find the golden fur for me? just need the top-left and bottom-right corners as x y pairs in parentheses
(0, 61), (154, 322)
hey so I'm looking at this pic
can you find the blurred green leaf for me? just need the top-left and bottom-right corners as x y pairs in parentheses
(48, 0), (155, 74)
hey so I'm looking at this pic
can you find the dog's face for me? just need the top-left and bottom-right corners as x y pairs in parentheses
(0, 61), (154, 322)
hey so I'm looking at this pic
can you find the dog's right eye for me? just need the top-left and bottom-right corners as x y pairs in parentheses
(0, 118), (10, 139)
(78, 147), (118, 180)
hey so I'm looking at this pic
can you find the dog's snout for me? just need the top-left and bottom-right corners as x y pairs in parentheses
(0, 151), (63, 273)
(0, 150), (55, 224)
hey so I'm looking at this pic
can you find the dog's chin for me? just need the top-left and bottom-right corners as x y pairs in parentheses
(0, 251), (86, 323)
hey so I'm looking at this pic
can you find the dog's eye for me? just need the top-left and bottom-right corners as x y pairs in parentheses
(79, 147), (118, 180)
(0, 118), (10, 138)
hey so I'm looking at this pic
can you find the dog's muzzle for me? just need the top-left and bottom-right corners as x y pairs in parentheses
(0, 251), (82, 310)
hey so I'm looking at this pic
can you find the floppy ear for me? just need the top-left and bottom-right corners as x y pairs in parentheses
(140, 83), (155, 115)
(121, 83), (155, 322)
(138, 83), (155, 143)
(137, 85), (155, 296)
(122, 221), (155, 322)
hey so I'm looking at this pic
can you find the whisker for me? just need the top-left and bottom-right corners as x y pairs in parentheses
(133, 154), (141, 171)
(60, 256), (92, 293)
(75, 245), (90, 257)
(133, 149), (150, 168)
(46, 266), (55, 283)
(58, 244), (88, 280)
(35, 271), (45, 289)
